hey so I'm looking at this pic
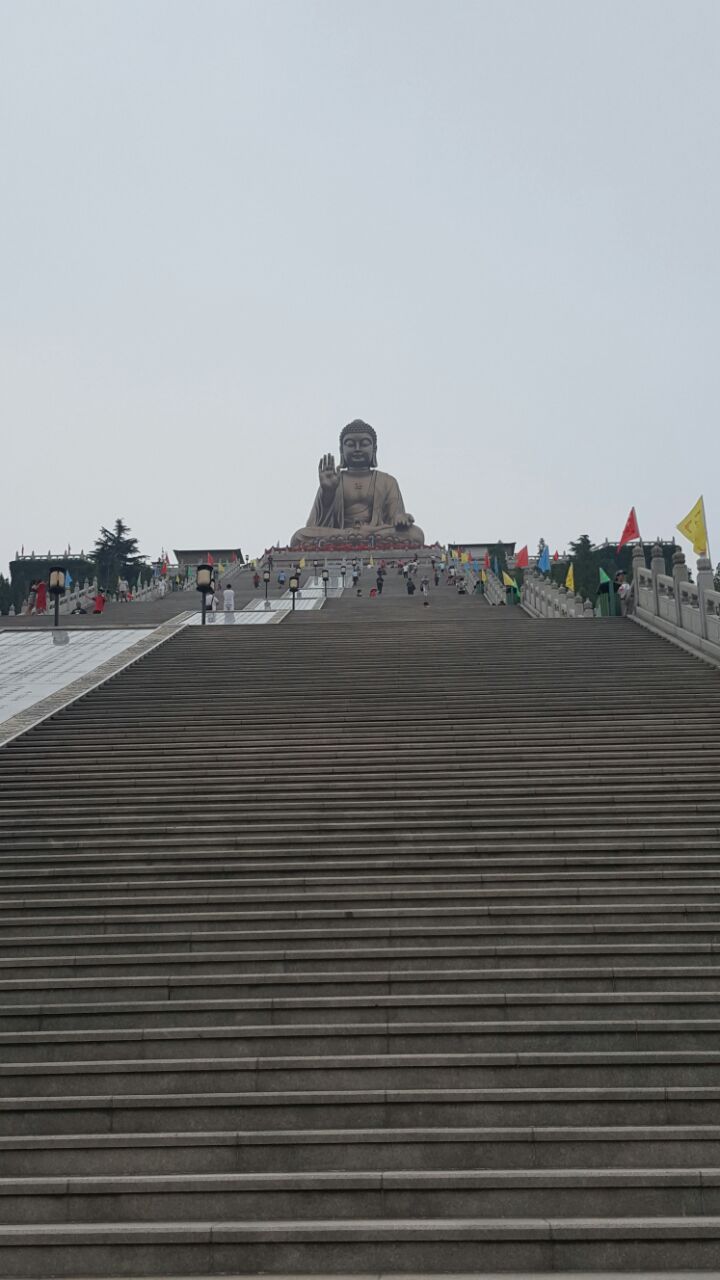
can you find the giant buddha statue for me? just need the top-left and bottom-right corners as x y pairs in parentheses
(291, 420), (425, 549)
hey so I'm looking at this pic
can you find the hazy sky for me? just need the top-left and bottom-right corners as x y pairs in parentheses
(2, 0), (719, 569)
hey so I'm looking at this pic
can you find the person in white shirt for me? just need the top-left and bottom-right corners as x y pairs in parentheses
(222, 584), (235, 612)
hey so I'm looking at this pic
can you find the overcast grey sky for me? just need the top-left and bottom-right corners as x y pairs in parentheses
(2, 0), (719, 569)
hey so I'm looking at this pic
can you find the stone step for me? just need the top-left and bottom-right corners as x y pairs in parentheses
(2, 984), (720, 1031)
(6, 883), (720, 909)
(2, 1214), (720, 1277)
(1, 1167), (718, 1224)
(8, 896), (717, 926)
(4, 762), (718, 790)
(2, 773), (712, 803)
(3, 848), (720, 875)
(4, 913), (720, 945)
(1, 981), (716, 1020)
(5, 863), (720, 890)
(3, 1051), (720, 1098)
(2, 1019), (720, 1063)
(5, 1092), (720, 1140)
(2, 952), (712, 988)
(9, 811), (720, 839)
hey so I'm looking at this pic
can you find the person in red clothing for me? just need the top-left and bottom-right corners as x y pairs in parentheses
(93, 590), (106, 615)
(35, 581), (48, 613)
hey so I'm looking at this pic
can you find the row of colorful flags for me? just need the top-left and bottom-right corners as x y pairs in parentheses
(509, 494), (711, 585)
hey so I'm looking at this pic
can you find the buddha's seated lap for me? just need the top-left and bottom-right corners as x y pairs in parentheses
(292, 523), (425, 548)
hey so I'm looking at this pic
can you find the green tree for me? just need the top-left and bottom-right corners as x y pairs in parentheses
(92, 518), (147, 592)
(0, 574), (15, 615)
(488, 541), (509, 578)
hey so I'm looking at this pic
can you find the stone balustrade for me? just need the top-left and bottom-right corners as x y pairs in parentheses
(521, 570), (592, 618)
(632, 543), (720, 663)
(517, 544), (720, 667)
(483, 568), (506, 606)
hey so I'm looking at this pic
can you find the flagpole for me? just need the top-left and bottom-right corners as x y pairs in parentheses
(702, 495), (712, 565)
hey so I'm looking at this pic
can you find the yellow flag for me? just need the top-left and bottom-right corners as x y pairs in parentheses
(368, 555), (374, 567)
(481, 569), (487, 582)
(462, 551), (470, 564)
(565, 564), (575, 592)
(502, 570), (515, 588)
(677, 495), (708, 555)
(298, 556), (306, 568)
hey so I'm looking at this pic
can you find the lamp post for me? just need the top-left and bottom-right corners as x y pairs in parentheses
(289, 574), (299, 611)
(322, 567), (329, 599)
(48, 565), (67, 628)
(340, 565), (346, 588)
(196, 563), (213, 626)
(263, 569), (271, 601)
(313, 559), (319, 582)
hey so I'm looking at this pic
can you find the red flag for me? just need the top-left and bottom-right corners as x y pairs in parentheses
(553, 550), (559, 561)
(207, 553), (214, 565)
(483, 551), (490, 568)
(515, 545), (529, 568)
(618, 506), (640, 550)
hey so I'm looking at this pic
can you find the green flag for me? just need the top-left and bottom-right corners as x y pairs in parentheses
(599, 567), (611, 584)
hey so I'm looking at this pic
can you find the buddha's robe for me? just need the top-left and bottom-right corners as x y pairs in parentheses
(292, 470), (425, 547)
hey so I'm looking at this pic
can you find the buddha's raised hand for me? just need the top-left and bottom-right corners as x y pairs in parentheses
(319, 454), (341, 493)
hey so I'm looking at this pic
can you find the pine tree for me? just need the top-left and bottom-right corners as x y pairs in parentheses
(92, 519), (146, 592)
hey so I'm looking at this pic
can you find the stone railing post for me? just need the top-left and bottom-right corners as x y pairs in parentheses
(671, 548), (689, 627)
(696, 555), (715, 641)
(574, 592), (584, 617)
(650, 543), (665, 618)
(583, 598), (594, 617)
(631, 544), (645, 612)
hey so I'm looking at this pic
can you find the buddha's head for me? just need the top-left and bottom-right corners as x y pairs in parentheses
(340, 420), (377, 471)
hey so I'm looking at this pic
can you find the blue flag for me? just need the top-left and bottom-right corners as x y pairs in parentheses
(65, 569), (73, 588)
(538, 546), (550, 573)
(493, 556), (500, 577)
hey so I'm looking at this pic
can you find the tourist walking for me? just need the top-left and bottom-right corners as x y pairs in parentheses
(376, 572), (384, 594)
(406, 577), (416, 596)
(616, 571), (633, 616)
(35, 580), (48, 614)
(222, 583), (235, 611)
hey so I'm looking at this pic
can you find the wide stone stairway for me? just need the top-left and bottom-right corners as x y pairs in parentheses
(2, 572), (720, 1275)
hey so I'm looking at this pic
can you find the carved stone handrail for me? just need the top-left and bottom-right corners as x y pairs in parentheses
(520, 569), (592, 618)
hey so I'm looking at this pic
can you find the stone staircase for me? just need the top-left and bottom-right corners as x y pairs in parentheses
(1, 568), (720, 1274)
